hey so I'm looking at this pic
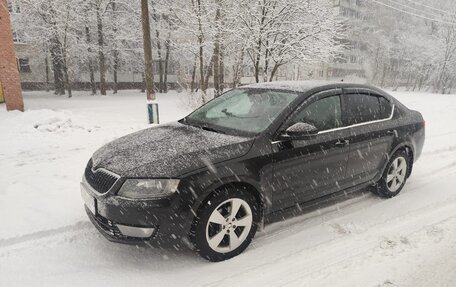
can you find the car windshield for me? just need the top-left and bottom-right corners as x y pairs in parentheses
(184, 88), (298, 134)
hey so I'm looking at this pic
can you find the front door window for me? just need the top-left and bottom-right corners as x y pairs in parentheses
(290, 95), (342, 131)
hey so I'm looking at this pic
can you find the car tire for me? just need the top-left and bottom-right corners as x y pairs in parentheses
(371, 150), (411, 198)
(190, 187), (260, 262)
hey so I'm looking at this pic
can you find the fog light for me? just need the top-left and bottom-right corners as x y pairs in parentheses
(116, 224), (155, 238)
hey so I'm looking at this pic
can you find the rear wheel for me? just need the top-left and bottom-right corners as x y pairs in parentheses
(371, 150), (410, 198)
(190, 187), (260, 262)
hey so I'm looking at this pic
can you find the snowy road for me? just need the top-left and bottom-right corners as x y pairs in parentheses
(1, 90), (456, 286)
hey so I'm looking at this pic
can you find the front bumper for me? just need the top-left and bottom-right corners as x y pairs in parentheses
(81, 179), (193, 246)
(85, 206), (157, 244)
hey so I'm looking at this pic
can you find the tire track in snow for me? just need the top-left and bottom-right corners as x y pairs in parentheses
(257, 191), (374, 242)
(256, 157), (455, 247)
(427, 129), (456, 139)
(0, 221), (92, 249)
(258, 136), (456, 243)
(201, 163), (456, 287)
(421, 144), (456, 157)
(202, 200), (456, 287)
(273, 215), (456, 287)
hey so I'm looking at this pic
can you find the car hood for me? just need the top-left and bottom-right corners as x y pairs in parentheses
(91, 122), (254, 178)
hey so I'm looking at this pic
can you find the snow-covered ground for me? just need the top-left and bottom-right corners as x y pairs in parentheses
(1, 90), (456, 287)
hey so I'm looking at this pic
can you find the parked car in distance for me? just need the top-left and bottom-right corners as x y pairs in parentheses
(81, 81), (425, 261)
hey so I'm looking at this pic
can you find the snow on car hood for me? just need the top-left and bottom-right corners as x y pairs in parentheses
(91, 122), (254, 178)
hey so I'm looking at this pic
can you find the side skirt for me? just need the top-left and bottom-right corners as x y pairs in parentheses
(264, 181), (372, 226)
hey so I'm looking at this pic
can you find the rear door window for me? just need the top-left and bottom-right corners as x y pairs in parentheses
(343, 93), (390, 125)
(378, 96), (393, 118)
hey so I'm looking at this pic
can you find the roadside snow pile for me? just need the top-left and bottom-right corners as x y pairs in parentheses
(0, 90), (191, 240)
(0, 109), (95, 134)
(30, 111), (90, 133)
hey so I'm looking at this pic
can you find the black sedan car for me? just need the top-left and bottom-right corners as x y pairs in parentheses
(81, 81), (425, 261)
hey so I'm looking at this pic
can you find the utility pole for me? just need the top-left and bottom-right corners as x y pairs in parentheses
(141, 0), (159, 123)
(141, 0), (154, 101)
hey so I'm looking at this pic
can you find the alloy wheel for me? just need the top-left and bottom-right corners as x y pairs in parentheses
(386, 156), (407, 192)
(205, 198), (253, 253)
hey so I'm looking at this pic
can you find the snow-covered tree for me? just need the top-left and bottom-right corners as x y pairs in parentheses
(238, 0), (343, 83)
(16, 0), (343, 98)
(356, 0), (456, 93)
(18, 0), (81, 96)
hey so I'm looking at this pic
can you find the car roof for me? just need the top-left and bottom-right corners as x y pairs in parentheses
(241, 80), (386, 95)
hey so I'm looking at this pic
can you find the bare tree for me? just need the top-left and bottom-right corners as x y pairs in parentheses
(212, 0), (222, 96)
(95, 0), (107, 95)
(85, 22), (97, 94)
(151, 5), (164, 92)
(112, 0), (119, 94)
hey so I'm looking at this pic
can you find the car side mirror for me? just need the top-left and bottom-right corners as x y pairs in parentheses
(282, 122), (319, 140)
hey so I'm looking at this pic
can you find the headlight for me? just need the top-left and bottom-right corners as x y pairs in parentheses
(117, 179), (180, 199)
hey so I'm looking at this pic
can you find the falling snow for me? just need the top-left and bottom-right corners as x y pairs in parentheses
(1, 90), (456, 286)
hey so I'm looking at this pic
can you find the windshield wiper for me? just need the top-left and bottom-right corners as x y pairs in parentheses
(222, 108), (258, 119)
(180, 118), (225, 134)
(201, 125), (225, 134)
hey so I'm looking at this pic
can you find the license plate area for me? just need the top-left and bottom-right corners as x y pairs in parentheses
(81, 183), (96, 215)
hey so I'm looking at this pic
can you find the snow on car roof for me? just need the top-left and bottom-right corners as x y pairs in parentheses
(241, 80), (341, 93)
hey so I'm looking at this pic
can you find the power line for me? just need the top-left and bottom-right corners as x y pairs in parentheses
(383, 0), (455, 22)
(367, 0), (456, 26)
(402, 0), (456, 16)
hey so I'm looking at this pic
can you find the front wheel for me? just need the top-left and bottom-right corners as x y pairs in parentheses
(371, 150), (410, 198)
(190, 188), (260, 262)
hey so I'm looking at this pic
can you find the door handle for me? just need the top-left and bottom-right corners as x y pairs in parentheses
(386, 130), (396, 136)
(335, 139), (349, 147)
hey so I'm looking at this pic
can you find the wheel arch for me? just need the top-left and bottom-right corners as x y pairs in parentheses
(386, 142), (415, 178)
(191, 179), (266, 225)
(395, 144), (414, 178)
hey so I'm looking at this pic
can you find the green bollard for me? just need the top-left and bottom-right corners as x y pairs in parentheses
(147, 103), (159, 124)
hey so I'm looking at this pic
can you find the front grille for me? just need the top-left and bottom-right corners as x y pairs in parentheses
(84, 159), (119, 194)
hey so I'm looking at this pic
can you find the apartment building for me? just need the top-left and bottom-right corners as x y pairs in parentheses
(309, 0), (367, 82)
(7, 0), (46, 89)
(0, 0), (24, 110)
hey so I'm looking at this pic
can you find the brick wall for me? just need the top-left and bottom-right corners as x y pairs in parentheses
(0, 0), (24, 111)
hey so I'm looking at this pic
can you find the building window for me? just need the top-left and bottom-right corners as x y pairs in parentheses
(243, 66), (254, 77)
(7, 0), (13, 12)
(12, 29), (25, 43)
(17, 58), (31, 73)
(340, 7), (347, 16)
(184, 65), (190, 76)
(334, 54), (347, 63)
(12, 32), (19, 43)
(12, 31), (20, 43)
(7, 0), (21, 13)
